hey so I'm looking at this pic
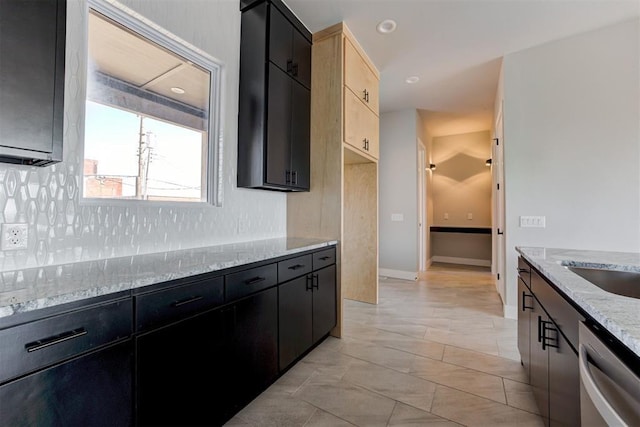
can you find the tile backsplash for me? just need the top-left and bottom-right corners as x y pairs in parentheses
(0, 0), (286, 271)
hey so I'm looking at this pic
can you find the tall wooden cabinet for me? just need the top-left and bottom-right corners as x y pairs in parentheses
(288, 23), (380, 337)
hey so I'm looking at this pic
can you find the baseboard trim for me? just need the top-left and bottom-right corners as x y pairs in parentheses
(431, 256), (491, 267)
(379, 268), (418, 281)
(504, 304), (517, 319)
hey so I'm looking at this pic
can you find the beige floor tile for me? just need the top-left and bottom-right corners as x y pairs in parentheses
(303, 408), (356, 426)
(374, 335), (446, 361)
(431, 385), (545, 427)
(387, 402), (463, 426)
(293, 380), (397, 427)
(423, 328), (502, 356)
(504, 378), (540, 414)
(342, 360), (437, 412)
(442, 345), (528, 383)
(233, 388), (317, 426)
(339, 341), (417, 373)
(411, 356), (507, 403)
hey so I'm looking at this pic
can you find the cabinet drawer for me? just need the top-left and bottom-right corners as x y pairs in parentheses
(0, 299), (132, 383)
(518, 257), (531, 288)
(136, 277), (223, 332)
(344, 89), (379, 159)
(532, 271), (584, 351)
(344, 38), (378, 115)
(313, 248), (336, 270)
(226, 263), (278, 302)
(278, 254), (312, 283)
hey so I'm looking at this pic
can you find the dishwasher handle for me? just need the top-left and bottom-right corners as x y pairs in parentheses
(579, 343), (628, 426)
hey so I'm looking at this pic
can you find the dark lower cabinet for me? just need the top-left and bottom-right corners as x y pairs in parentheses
(518, 257), (582, 427)
(0, 341), (133, 427)
(227, 287), (279, 411)
(279, 275), (313, 369)
(136, 309), (228, 427)
(279, 264), (336, 370)
(517, 276), (532, 383)
(312, 265), (337, 342)
(530, 299), (551, 426)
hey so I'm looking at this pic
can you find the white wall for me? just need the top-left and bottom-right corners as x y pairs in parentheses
(501, 18), (640, 315)
(0, 0), (286, 270)
(379, 109), (421, 277)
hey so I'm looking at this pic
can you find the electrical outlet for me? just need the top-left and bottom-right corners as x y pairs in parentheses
(2, 223), (28, 250)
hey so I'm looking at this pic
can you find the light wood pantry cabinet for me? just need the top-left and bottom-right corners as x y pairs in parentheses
(287, 22), (381, 338)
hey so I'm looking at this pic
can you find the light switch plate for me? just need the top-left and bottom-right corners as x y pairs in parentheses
(391, 213), (404, 222)
(520, 216), (546, 228)
(1, 223), (28, 250)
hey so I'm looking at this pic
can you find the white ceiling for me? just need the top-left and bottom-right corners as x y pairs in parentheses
(284, 0), (640, 136)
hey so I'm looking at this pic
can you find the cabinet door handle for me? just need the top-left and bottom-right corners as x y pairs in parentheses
(245, 276), (266, 286)
(292, 63), (298, 76)
(291, 170), (297, 185)
(25, 328), (88, 353)
(288, 264), (305, 270)
(306, 275), (314, 291)
(312, 273), (319, 290)
(363, 89), (369, 103)
(318, 256), (331, 261)
(285, 170), (291, 184)
(286, 60), (293, 73)
(173, 296), (203, 307)
(522, 292), (533, 311)
(537, 315), (543, 343)
(541, 320), (559, 350)
(363, 138), (369, 151)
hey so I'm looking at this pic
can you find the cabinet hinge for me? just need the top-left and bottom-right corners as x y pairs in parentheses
(497, 273), (501, 280)
(494, 138), (499, 146)
(497, 183), (500, 190)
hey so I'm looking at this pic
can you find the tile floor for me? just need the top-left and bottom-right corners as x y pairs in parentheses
(227, 263), (543, 426)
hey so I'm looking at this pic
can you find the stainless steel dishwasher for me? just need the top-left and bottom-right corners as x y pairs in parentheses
(579, 322), (640, 426)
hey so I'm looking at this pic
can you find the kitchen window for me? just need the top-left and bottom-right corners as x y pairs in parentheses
(82, 1), (222, 204)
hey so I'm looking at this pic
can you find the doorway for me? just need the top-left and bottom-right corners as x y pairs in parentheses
(418, 140), (427, 272)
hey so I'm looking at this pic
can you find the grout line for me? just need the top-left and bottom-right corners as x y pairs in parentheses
(385, 401), (398, 426)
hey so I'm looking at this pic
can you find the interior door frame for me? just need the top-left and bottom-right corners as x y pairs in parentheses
(492, 103), (506, 304)
(417, 139), (427, 272)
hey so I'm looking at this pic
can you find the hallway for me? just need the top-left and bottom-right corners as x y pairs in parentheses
(227, 264), (543, 426)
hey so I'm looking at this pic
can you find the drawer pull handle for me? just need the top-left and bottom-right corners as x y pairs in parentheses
(288, 264), (305, 270)
(173, 296), (203, 307)
(245, 276), (266, 285)
(25, 328), (87, 353)
(318, 256), (331, 261)
(518, 268), (529, 274)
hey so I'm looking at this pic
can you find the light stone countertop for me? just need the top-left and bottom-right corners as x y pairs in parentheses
(516, 247), (640, 358)
(0, 237), (338, 319)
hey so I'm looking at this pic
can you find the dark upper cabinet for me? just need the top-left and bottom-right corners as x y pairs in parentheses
(237, 0), (311, 192)
(0, 0), (66, 166)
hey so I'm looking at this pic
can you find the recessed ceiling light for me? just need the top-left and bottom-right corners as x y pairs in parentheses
(376, 19), (397, 34)
(171, 87), (185, 94)
(405, 76), (419, 84)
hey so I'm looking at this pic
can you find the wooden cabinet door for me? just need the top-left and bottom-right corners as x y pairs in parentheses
(344, 38), (379, 115)
(292, 27), (311, 88)
(266, 63), (292, 187)
(0, 0), (65, 163)
(290, 80), (310, 190)
(228, 287), (279, 409)
(137, 309), (229, 426)
(548, 329), (580, 427)
(268, 5), (292, 74)
(278, 275), (313, 370)
(0, 341), (132, 427)
(518, 276), (533, 383)
(344, 89), (379, 159)
(530, 297), (550, 427)
(312, 265), (337, 342)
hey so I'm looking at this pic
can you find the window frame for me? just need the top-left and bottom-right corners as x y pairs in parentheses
(80, 0), (223, 207)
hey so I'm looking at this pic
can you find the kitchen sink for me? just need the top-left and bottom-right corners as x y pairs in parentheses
(565, 265), (640, 299)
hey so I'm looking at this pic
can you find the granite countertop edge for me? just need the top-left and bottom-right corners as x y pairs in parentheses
(516, 246), (640, 358)
(0, 237), (338, 320)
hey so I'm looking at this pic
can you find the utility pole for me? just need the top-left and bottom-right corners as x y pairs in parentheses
(136, 116), (151, 200)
